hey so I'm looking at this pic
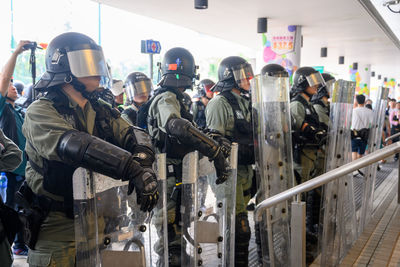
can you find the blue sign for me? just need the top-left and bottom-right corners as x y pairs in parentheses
(141, 40), (161, 54)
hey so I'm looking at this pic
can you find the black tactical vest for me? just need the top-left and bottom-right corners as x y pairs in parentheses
(312, 99), (329, 130)
(220, 91), (255, 165)
(292, 94), (321, 145)
(293, 94), (320, 128)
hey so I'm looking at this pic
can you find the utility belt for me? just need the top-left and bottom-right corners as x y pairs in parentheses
(15, 182), (72, 250)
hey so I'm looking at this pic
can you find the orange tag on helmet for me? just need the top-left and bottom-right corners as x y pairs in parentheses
(168, 64), (177, 70)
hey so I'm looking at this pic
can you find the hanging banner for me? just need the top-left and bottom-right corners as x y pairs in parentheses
(349, 64), (371, 96)
(261, 25), (301, 77)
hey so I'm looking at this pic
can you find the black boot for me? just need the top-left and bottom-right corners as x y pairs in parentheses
(168, 245), (181, 267)
(305, 191), (319, 265)
(255, 222), (272, 265)
(235, 213), (251, 266)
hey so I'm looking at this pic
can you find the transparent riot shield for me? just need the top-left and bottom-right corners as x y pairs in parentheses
(73, 168), (150, 267)
(73, 154), (168, 267)
(359, 87), (389, 232)
(320, 80), (356, 266)
(148, 153), (169, 267)
(251, 75), (293, 267)
(181, 144), (238, 267)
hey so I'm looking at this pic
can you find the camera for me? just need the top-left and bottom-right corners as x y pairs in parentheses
(23, 42), (41, 50)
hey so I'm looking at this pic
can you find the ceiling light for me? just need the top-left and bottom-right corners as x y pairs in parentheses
(195, 0), (208, 9)
(321, 47), (328, 57)
(257, 18), (267, 33)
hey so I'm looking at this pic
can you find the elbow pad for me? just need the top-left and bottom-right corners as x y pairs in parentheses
(166, 118), (221, 159)
(57, 130), (132, 180)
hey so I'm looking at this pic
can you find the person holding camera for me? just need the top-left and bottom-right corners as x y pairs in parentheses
(0, 40), (32, 257)
(351, 94), (374, 161)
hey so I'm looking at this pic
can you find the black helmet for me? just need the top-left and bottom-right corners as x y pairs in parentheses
(13, 80), (25, 95)
(194, 79), (215, 98)
(312, 73), (336, 101)
(213, 56), (254, 92)
(34, 32), (110, 91)
(291, 66), (325, 94)
(322, 73), (335, 89)
(124, 72), (153, 102)
(261, 64), (288, 77)
(158, 47), (198, 89)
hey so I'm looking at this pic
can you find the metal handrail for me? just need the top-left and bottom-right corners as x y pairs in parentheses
(254, 142), (400, 221)
(385, 132), (400, 144)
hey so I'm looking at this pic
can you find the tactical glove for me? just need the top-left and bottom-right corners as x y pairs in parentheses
(129, 127), (155, 169)
(315, 130), (327, 144)
(123, 159), (159, 212)
(213, 151), (231, 184)
(208, 132), (232, 158)
(132, 145), (155, 169)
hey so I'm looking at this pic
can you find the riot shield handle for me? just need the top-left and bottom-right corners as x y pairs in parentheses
(229, 143), (238, 169)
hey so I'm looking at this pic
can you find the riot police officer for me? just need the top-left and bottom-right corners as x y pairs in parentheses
(291, 66), (326, 183)
(20, 32), (158, 266)
(311, 73), (335, 177)
(206, 56), (255, 266)
(122, 72), (153, 126)
(146, 47), (230, 266)
(192, 79), (215, 129)
(290, 66), (326, 263)
(311, 73), (335, 131)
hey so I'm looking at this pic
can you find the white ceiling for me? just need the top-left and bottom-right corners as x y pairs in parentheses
(94, 0), (400, 79)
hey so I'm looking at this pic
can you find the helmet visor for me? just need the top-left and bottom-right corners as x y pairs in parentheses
(306, 72), (325, 88)
(125, 79), (153, 101)
(67, 49), (110, 78)
(325, 79), (335, 97)
(232, 63), (254, 90)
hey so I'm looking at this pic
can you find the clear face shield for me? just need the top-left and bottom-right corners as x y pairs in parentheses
(125, 79), (153, 102)
(305, 72), (325, 90)
(66, 48), (111, 89)
(232, 63), (254, 91)
(325, 79), (335, 97)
